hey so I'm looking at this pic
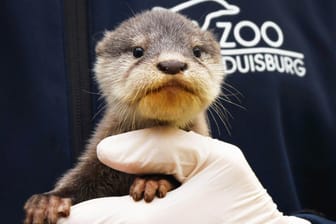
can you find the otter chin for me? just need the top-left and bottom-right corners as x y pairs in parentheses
(137, 81), (205, 124)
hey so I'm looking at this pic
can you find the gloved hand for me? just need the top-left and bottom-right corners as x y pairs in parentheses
(59, 127), (310, 224)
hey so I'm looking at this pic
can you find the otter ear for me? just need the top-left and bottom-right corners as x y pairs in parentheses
(203, 29), (219, 42)
(95, 31), (114, 56)
(191, 20), (200, 28)
(201, 30), (221, 56)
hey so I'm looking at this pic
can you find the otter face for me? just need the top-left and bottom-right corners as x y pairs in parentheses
(94, 10), (225, 126)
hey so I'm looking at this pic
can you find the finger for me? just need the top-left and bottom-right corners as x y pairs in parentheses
(97, 127), (211, 183)
(97, 127), (191, 174)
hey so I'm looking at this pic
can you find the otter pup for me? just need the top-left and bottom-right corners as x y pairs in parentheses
(24, 9), (225, 224)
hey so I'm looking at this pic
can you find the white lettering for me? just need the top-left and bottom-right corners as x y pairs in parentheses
(249, 55), (256, 72)
(234, 20), (261, 47)
(274, 55), (285, 73)
(294, 59), (306, 77)
(265, 54), (276, 71)
(254, 53), (266, 72)
(222, 56), (237, 74)
(284, 56), (294, 74)
(216, 22), (236, 48)
(261, 21), (284, 47)
(222, 53), (306, 77)
(236, 55), (249, 73)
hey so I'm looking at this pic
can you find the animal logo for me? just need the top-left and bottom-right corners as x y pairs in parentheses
(153, 0), (240, 30)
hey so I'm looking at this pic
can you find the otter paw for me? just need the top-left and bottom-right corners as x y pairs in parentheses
(24, 193), (72, 224)
(130, 175), (179, 202)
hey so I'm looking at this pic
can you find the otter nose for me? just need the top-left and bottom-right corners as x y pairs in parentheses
(157, 60), (188, 75)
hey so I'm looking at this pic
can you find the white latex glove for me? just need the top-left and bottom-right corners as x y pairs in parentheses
(59, 127), (310, 224)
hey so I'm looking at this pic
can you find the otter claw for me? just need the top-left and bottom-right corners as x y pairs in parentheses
(130, 175), (179, 202)
(24, 194), (72, 224)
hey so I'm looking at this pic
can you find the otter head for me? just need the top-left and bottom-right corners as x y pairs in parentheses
(94, 10), (225, 128)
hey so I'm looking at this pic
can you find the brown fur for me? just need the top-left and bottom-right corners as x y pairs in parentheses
(24, 10), (225, 224)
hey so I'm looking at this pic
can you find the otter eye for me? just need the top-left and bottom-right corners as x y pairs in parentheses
(193, 47), (202, 58)
(133, 47), (144, 58)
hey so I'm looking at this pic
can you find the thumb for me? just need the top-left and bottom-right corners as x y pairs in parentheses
(97, 127), (210, 182)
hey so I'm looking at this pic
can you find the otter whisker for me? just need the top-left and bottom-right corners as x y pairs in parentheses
(92, 102), (107, 121)
(82, 89), (102, 96)
(222, 81), (243, 96)
(214, 99), (234, 120)
(217, 94), (245, 110)
(207, 106), (221, 135)
(209, 101), (232, 135)
(125, 2), (137, 17)
(221, 87), (241, 103)
(222, 82), (244, 103)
